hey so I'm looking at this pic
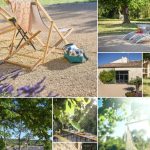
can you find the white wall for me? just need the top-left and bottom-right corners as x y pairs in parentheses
(53, 143), (82, 150)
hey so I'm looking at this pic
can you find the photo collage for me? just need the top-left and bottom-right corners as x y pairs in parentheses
(0, 0), (150, 150)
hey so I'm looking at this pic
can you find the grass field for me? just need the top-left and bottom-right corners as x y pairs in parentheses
(0, 0), (96, 6)
(143, 79), (150, 97)
(98, 19), (150, 35)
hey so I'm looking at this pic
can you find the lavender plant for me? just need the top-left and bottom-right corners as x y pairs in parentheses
(0, 69), (59, 97)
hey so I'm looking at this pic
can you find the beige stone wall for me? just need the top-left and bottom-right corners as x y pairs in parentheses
(53, 143), (82, 150)
(115, 68), (142, 80)
(143, 61), (150, 78)
(98, 67), (142, 81)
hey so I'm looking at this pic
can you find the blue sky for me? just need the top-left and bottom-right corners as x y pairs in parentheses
(98, 53), (142, 65)
(11, 129), (53, 140)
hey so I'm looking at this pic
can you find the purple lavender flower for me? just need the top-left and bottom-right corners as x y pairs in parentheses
(35, 85), (46, 94)
(10, 70), (22, 79)
(4, 85), (14, 94)
(16, 77), (46, 97)
(0, 83), (14, 95)
(0, 68), (59, 97)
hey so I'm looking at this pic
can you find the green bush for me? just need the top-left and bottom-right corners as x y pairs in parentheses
(99, 70), (116, 84)
(0, 139), (6, 150)
(44, 141), (52, 150)
(99, 138), (125, 150)
(129, 76), (142, 93)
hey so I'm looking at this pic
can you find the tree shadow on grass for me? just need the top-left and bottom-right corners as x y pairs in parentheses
(99, 21), (137, 35)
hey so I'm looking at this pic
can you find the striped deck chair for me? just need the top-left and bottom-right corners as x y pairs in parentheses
(0, 0), (73, 70)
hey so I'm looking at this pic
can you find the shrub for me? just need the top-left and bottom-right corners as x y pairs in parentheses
(99, 70), (116, 84)
(44, 141), (52, 150)
(125, 91), (142, 97)
(129, 76), (142, 93)
(0, 139), (5, 150)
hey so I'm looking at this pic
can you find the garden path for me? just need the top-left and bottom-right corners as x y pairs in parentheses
(99, 34), (150, 52)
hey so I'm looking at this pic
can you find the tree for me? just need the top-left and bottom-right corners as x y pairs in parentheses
(0, 99), (19, 148)
(53, 98), (97, 134)
(99, 137), (126, 150)
(131, 129), (147, 150)
(80, 105), (97, 135)
(143, 53), (150, 60)
(98, 98), (126, 141)
(129, 76), (142, 94)
(0, 138), (5, 150)
(14, 99), (53, 144)
(99, 0), (147, 23)
(0, 98), (53, 149)
(12, 120), (27, 150)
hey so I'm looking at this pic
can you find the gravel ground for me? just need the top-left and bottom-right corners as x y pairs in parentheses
(0, 2), (97, 97)
(99, 34), (150, 52)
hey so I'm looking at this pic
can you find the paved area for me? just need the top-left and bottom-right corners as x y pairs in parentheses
(99, 34), (150, 52)
(98, 83), (136, 97)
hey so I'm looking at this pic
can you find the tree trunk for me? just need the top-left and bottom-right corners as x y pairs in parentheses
(19, 132), (21, 150)
(3, 127), (6, 147)
(136, 85), (140, 95)
(122, 6), (130, 24)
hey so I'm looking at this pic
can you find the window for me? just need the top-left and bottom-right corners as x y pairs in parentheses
(116, 71), (128, 83)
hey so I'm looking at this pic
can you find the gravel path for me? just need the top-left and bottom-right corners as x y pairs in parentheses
(0, 2), (97, 97)
(99, 34), (150, 52)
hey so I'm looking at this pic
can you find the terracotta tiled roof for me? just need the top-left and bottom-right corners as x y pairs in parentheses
(99, 61), (142, 68)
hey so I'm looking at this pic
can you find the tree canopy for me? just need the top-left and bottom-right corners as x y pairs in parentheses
(0, 98), (52, 150)
(99, 98), (150, 150)
(53, 98), (97, 135)
(99, 0), (150, 23)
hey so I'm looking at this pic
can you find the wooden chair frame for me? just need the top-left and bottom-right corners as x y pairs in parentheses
(33, 0), (73, 49)
(0, 7), (16, 52)
(0, 0), (73, 70)
(0, 7), (43, 70)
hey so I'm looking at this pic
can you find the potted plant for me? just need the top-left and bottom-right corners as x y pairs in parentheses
(125, 76), (142, 97)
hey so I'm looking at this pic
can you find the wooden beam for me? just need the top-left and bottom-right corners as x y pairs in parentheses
(0, 27), (15, 35)
(15, 53), (39, 59)
(9, 31), (41, 57)
(42, 22), (54, 63)
(30, 58), (43, 70)
(9, 28), (17, 55)
(5, 59), (32, 69)
(54, 28), (73, 47)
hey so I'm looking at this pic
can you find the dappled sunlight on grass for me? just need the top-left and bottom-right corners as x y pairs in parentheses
(99, 19), (137, 35)
(143, 79), (150, 97)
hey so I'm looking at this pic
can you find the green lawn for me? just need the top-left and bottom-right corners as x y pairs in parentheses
(98, 19), (150, 36)
(0, 0), (96, 6)
(143, 78), (150, 97)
